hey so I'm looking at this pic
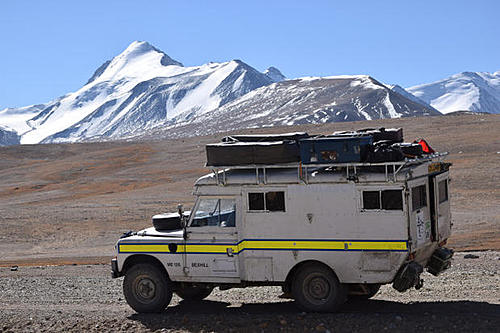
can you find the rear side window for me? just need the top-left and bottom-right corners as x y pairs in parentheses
(362, 190), (402, 210)
(412, 185), (427, 211)
(382, 190), (403, 210)
(248, 193), (265, 210)
(362, 191), (380, 210)
(438, 180), (448, 203)
(248, 191), (285, 212)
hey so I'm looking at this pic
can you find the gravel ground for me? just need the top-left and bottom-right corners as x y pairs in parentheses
(1, 251), (499, 332)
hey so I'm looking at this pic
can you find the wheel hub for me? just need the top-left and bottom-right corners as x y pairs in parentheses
(308, 276), (330, 300)
(136, 278), (156, 300)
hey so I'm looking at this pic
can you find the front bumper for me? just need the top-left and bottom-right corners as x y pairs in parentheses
(111, 258), (122, 278)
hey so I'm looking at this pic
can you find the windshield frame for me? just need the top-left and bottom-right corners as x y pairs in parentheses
(188, 195), (237, 228)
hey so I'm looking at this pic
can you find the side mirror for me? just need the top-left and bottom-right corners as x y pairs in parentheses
(177, 204), (184, 216)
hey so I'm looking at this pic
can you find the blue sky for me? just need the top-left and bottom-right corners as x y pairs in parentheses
(1, 0), (499, 109)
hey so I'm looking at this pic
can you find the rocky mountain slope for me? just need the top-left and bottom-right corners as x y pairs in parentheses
(143, 75), (441, 139)
(0, 125), (20, 146)
(408, 71), (500, 114)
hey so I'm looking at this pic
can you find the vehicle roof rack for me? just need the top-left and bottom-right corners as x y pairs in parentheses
(207, 152), (449, 185)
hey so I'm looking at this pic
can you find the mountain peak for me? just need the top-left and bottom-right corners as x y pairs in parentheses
(86, 41), (183, 84)
(122, 41), (183, 67)
(408, 70), (500, 114)
(264, 66), (286, 82)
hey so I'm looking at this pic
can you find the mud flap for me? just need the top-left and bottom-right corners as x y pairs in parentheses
(392, 261), (424, 292)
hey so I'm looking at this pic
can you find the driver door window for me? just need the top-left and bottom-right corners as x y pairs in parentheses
(190, 198), (236, 227)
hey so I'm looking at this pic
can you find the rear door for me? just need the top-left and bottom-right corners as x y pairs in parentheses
(433, 172), (451, 241)
(407, 178), (432, 250)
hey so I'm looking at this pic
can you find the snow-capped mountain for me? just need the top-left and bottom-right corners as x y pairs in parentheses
(0, 41), (275, 144)
(141, 75), (441, 140)
(264, 67), (286, 82)
(408, 71), (500, 114)
(0, 41), (445, 146)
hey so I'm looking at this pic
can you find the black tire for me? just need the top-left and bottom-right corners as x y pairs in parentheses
(350, 284), (381, 300)
(123, 263), (172, 313)
(175, 284), (213, 301)
(292, 263), (347, 312)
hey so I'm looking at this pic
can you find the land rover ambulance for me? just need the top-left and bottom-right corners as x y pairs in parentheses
(111, 149), (453, 313)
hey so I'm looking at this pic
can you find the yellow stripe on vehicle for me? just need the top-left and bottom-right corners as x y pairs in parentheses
(118, 240), (407, 254)
(119, 244), (187, 253)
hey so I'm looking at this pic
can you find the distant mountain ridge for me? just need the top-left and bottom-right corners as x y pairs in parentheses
(0, 41), (444, 145)
(408, 71), (500, 114)
(139, 75), (441, 140)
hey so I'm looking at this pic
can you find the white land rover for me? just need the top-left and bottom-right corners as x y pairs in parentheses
(111, 155), (453, 313)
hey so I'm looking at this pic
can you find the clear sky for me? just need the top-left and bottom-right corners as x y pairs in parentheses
(1, 0), (499, 109)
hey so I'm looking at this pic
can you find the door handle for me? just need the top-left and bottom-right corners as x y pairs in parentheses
(226, 247), (234, 257)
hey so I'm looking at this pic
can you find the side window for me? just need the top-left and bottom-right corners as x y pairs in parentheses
(191, 198), (236, 227)
(266, 191), (285, 211)
(362, 190), (403, 211)
(362, 191), (380, 210)
(438, 180), (448, 203)
(248, 193), (264, 210)
(382, 190), (403, 210)
(412, 185), (427, 211)
(248, 191), (285, 212)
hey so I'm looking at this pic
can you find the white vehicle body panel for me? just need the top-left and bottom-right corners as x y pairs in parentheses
(115, 159), (451, 286)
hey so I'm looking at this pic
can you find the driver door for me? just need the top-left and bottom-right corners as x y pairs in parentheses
(184, 196), (240, 282)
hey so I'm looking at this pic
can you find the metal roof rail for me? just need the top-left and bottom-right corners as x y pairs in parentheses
(208, 152), (449, 185)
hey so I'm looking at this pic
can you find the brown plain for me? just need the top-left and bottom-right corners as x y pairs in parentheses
(0, 114), (499, 266)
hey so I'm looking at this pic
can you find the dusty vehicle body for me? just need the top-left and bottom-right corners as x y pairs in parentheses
(112, 155), (453, 312)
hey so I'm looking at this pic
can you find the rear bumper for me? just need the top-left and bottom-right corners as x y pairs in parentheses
(111, 258), (122, 278)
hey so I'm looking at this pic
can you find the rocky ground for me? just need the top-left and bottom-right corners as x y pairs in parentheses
(0, 114), (499, 267)
(0, 251), (499, 332)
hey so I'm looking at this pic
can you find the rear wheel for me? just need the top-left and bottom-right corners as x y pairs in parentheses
(292, 263), (347, 312)
(123, 263), (172, 313)
(175, 284), (213, 301)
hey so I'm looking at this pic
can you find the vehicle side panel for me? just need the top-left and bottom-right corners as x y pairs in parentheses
(239, 183), (408, 283)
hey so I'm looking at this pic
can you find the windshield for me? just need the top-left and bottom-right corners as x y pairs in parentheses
(190, 198), (236, 227)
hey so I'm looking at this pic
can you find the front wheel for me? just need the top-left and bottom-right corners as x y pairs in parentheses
(123, 263), (172, 313)
(292, 263), (347, 312)
(175, 283), (213, 301)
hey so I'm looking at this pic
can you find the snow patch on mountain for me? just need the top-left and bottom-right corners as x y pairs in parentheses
(408, 71), (500, 114)
(0, 104), (46, 135)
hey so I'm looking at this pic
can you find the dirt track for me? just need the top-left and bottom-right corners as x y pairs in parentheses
(0, 251), (499, 332)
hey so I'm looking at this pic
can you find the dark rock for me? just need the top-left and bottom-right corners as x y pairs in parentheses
(464, 254), (480, 259)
